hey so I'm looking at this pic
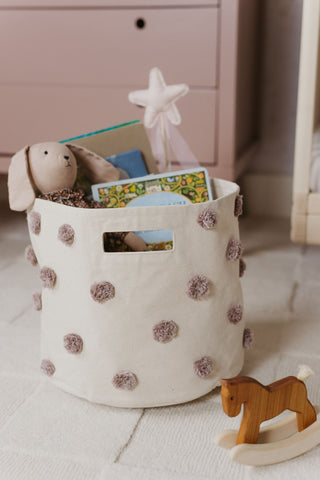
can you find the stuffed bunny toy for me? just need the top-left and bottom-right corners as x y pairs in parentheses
(7, 141), (123, 211)
(8, 141), (147, 251)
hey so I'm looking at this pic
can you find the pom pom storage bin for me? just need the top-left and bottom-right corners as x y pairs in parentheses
(29, 178), (245, 408)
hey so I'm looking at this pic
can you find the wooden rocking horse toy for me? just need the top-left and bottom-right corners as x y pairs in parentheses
(214, 366), (320, 466)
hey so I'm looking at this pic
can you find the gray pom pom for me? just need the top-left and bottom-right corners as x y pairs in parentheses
(226, 239), (243, 261)
(28, 211), (41, 235)
(186, 274), (210, 300)
(197, 208), (217, 229)
(153, 320), (178, 343)
(40, 267), (57, 289)
(25, 245), (38, 266)
(32, 291), (42, 311)
(58, 224), (75, 246)
(243, 328), (254, 349)
(90, 281), (115, 303)
(64, 333), (83, 354)
(194, 356), (213, 378)
(112, 371), (137, 390)
(227, 304), (243, 324)
(40, 359), (55, 377)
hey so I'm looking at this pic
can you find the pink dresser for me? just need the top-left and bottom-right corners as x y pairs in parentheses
(0, 0), (260, 179)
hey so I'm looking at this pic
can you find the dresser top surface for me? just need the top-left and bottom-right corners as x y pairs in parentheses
(0, 0), (219, 8)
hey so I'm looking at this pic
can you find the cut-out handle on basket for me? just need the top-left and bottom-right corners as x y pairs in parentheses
(103, 229), (174, 253)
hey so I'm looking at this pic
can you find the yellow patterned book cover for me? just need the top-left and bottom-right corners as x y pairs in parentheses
(91, 168), (212, 208)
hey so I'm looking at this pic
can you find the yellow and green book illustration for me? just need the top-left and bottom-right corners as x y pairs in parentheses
(92, 168), (212, 208)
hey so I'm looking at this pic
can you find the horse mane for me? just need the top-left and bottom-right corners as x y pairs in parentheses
(221, 376), (265, 388)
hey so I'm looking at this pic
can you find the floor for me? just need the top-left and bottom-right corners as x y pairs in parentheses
(1, 203), (320, 480)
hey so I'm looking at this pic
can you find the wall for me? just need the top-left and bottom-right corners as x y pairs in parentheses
(250, 0), (303, 175)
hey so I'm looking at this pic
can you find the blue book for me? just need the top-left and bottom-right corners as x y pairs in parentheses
(106, 149), (148, 178)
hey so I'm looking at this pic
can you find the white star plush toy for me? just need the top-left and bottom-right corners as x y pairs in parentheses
(128, 67), (189, 128)
(128, 67), (198, 172)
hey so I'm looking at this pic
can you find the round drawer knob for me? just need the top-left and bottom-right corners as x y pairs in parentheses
(135, 18), (146, 29)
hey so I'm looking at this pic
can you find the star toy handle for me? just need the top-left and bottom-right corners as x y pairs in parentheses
(129, 67), (189, 172)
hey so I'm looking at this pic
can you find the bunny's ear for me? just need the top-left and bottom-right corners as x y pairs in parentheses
(66, 143), (120, 184)
(8, 146), (35, 211)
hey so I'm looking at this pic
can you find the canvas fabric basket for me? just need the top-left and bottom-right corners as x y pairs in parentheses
(28, 178), (245, 408)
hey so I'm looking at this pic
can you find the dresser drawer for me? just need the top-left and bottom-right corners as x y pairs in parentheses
(0, 8), (218, 88)
(0, 85), (216, 166)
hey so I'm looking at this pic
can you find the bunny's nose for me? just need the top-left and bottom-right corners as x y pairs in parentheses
(63, 155), (72, 167)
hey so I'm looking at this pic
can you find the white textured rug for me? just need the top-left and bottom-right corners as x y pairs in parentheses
(1, 207), (320, 480)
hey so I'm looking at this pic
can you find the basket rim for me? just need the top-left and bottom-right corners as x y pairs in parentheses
(29, 177), (239, 216)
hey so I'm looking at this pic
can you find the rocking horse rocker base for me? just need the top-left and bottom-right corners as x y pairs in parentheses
(214, 372), (320, 466)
